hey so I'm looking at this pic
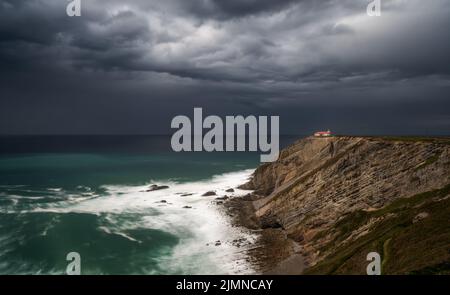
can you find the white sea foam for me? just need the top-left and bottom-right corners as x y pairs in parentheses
(47, 188), (63, 193)
(19, 169), (257, 274)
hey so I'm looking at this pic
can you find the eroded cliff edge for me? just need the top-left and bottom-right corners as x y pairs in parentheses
(237, 136), (450, 274)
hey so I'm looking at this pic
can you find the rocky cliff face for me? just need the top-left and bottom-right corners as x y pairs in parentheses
(242, 136), (450, 274)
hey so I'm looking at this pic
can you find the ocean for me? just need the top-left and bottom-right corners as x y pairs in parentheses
(0, 135), (298, 275)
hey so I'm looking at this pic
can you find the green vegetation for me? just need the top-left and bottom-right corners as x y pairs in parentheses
(375, 136), (443, 143)
(409, 262), (450, 275)
(377, 136), (450, 144)
(305, 184), (450, 275)
(335, 135), (450, 144)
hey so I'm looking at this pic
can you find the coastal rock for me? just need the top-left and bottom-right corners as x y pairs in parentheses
(225, 188), (235, 193)
(146, 184), (169, 192)
(180, 193), (193, 197)
(231, 238), (248, 248)
(202, 191), (216, 196)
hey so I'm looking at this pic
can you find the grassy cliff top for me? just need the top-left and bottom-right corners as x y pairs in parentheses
(333, 135), (450, 144)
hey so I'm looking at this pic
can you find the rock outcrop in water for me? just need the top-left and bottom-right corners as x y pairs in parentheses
(240, 136), (450, 274)
(146, 184), (169, 192)
(202, 191), (217, 196)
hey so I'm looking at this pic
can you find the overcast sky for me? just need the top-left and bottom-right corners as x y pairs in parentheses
(0, 0), (449, 135)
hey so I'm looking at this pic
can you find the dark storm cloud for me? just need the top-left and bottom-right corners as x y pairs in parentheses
(180, 0), (299, 19)
(0, 0), (449, 134)
(2, 0), (449, 82)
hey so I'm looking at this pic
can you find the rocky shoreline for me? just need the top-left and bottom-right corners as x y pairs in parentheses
(221, 193), (305, 274)
(223, 136), (450, 274)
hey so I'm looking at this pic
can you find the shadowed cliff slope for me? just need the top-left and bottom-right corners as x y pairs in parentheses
(241, 136), (450, 274)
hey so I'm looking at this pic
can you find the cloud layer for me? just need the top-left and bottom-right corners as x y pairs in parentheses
(1, 0), (449, 134)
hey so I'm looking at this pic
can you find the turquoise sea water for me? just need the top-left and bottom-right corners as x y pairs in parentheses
(0, 135), (298, 274)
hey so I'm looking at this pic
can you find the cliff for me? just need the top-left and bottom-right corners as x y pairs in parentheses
(240, 136), (450, 274)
